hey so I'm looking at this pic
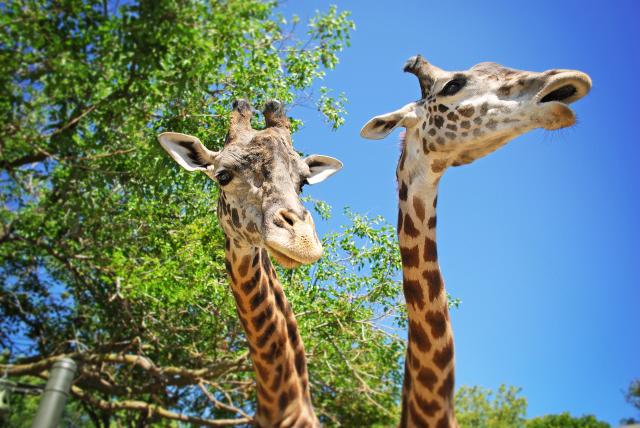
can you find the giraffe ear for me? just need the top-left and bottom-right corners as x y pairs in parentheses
(303, 155), (343, 184)
(360, 102), (419, 140)
(158, 132), (219, 171)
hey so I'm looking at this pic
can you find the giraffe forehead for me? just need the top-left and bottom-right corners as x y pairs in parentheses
(219, 134), (297, 171)
(217, 139), (306, 194)
(469, 61), (525, 76)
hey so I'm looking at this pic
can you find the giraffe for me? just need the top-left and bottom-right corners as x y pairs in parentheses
(158, 99), (342, 428)
(361, 55), (591, 428)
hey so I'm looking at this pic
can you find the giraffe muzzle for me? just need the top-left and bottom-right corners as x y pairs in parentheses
(533, 71), (592, 130)
(264, 209), (323, 268)
(535, 71), (592, 105)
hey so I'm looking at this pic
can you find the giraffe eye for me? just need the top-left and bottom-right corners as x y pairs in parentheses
(298, 178), (308, 193)
(440, 78), (467, 96)
(216, 170), (233, 186)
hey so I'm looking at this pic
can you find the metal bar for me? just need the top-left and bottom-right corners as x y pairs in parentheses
(31, 359), (77, 428)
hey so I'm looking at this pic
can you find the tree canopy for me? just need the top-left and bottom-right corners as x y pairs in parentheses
(0, 1), (408, 426)
(454, 385), (611, 428)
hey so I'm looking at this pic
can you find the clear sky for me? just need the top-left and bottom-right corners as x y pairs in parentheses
(280, 0), (640, 425)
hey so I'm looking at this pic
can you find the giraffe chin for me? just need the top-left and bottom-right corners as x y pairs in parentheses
(536, 101), (577, 131)
(265, 245), (304, 269)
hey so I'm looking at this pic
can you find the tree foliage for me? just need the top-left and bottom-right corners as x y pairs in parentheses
(621, 377), (640, 425)
(456, 384), (527, 428)
(455, 385), (611, 428)
(526, 413), (610, 428)
(625, 378), (640, 412)
(0, 1), (408, 426)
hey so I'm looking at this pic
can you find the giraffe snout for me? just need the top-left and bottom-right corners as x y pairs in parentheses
(273, 209), (307, 231)
(265, 208), (323, 267)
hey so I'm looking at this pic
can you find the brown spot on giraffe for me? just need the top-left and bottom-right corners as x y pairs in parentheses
(409, 399), (430, 427)
(423, 236), (438, 262)
(399, 148), (407, 172)
(404, 278), (425, 311)
(401, 245), (421, 268)
(413, 196), (426, 223)
(295, 349), (306, 376)
(438, 370), (455, 401)
(400, 398), (409, 428)
(425, 310), (447, 339)
(423, 269), (443, 302)
(432, 159), (447, 173)
(433, 340), (454, 371)
(403, 212), (420, 238)
(255, 360), (271, 382)
(457, 105), (474, 117)
(399, 181), (408, 201)
(257, 321), (277, 348)
(437, 415), (452, 428)
(415, 393), (442, 416)
(252, 304), (274, 331)
(242, 270), (261, 294)
(427, 216), (437, 229)
(417, 366), (438, 391)
(250, 282), (268, 311)
(409, 320), (432, 353)
(498, 85), (512, 96)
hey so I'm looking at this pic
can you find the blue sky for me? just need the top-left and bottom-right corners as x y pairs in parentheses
(280, 0), (640, 424)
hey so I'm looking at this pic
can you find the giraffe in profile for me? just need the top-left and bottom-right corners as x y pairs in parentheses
(159, 99), (342, 428)
(361, 55), (591, 427)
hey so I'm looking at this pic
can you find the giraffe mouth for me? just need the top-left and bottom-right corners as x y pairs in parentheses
(265, 244), (303, 269)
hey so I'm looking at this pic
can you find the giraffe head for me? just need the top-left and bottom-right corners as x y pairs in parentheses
(361, 55), (591, 171)
(159, 100), (342, 268)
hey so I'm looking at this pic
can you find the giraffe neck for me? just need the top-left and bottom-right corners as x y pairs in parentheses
(396, 136), (457, 428)
(225, 239), (319, 428)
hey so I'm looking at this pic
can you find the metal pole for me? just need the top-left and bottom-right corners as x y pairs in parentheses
(31, 358), (76, 428)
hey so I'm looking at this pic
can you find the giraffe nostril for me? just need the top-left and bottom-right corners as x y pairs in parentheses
(540, 84), (577, 103)
(275, 210), (297, 229)
(283, 215), (294, 227)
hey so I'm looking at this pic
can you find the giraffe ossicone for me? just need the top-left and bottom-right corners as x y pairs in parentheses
(361, 56), (591, 428)
(159, 99), (342, 427)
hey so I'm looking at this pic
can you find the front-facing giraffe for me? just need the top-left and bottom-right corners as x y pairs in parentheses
(158, 100), (342, 427)
(361, 56), (591, 427)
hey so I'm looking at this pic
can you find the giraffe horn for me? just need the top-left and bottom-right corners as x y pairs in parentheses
(403, 55), (442, 99)
(263, 99), (291, 132)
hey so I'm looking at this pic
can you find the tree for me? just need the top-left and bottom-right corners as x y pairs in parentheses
(455, 384), (527, 428)
(0, 1), (409, 426)
(621, 378), (640, 425)
(526, 413), (610, 428)
(455, 385), (611, 428)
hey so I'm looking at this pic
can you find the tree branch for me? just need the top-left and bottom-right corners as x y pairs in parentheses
(72, 385), (251, 427)
(0, 150), (51, 170)
(198, 381), (253, 420)
(0, 351), (250, 385)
